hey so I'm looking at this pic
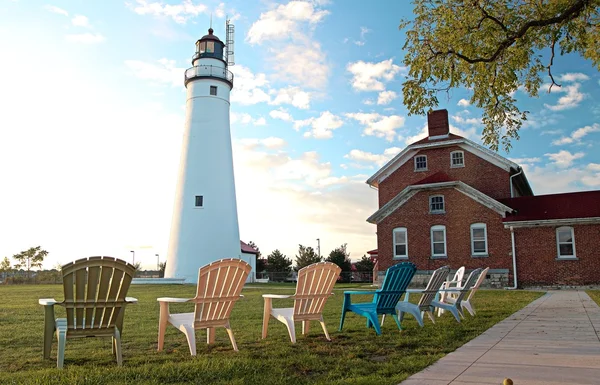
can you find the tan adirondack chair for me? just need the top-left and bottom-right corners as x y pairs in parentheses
(262, 262), (341, 343)
(157, 258), (251, 355)
(38, 256), (138, 369)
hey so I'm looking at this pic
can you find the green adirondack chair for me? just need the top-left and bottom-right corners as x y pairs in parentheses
(339, 262), (416, 335)
(39, 256), (137, 368)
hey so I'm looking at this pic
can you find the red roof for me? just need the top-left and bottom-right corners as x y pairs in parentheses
(240, 241), (259, 255)
(366, 249), (378, 255)
(499, 191), (600, 222)
(414, 171), (454, 185)
(412, 133), (464, 146)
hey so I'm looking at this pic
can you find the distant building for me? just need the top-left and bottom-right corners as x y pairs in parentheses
(366, 109), (600, 287)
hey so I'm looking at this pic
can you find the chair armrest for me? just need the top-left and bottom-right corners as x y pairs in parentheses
(39, 298), (59, 306)
(405, 289), (425, 293)
(343, 290), (377, 295)
(157, 297), (192, 303)
(126, 297), (138, 304)
(262, 294), (292, 299)
(438, 288), (461, 292)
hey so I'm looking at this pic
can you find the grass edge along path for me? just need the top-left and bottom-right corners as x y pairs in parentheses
(0, 285), (543, 385)
(587, 290), (600, 306)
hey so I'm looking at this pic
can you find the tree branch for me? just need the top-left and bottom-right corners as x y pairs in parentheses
(547, 37), (561, 92)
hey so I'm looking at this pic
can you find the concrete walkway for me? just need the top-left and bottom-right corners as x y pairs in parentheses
(400, 291), (600, 385)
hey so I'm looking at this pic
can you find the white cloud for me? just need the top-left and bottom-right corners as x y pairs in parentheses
(230, 65), (271, 105)
(544, 83), (586, 111)
(45, 5), (69, 16)
(377, 90), (397, 106)
(544, 150), (585, 168)
(127, 0), (208, 24)
(71, 15), (90, 27)
(125, 58), (183, 87)
(346, 59), (405, 91)
(451, 115), (481, 125)
(558, 73), (590, 82)
(345, 112), (405, 142)
(231, 113), (266, 126)
(457, 98), (470, 107)
(552, 123), (600, 145)
(254, 117), (267, 126)
(65, 33), (106, 44)
(239, 137), (286, 150)
(246, 1), (329, 44)
(509, 157), (541, 165)
(541, 129), (563, 135)
(295, 111), (343, 139)
(363, 99), (375, 106)
(269, 42), (329, 89)
(354, 26), (370, 46)
(588, 163), (600, 172)
(344, 147), (401, 167)
(269, 108), (294, 122)
(270, 86), (311, 109)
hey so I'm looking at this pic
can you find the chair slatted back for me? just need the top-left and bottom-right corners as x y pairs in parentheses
(453, 268), (483, 306)
(193, 259), (251, 327)
(61, 257), (136, 333)
(293, 262), (341, 318)
(467, 267), (489, 301)
(374, 262), (416, 311)
(452, 266), (466, 286)
(417, 265), (450, 311)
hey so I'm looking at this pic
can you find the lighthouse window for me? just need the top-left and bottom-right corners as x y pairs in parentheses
(195, 196), (204, 207)
(206, 41), (214, 53)
(210, 86), (218, 96)
(198, 41), (206, 54)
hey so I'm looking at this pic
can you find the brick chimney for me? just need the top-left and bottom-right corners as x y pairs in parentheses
(427, 109), (449, 138)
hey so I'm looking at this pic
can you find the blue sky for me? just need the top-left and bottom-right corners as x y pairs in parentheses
(1, 0), (599, 269)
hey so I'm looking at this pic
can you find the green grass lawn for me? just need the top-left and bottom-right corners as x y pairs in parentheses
(0, 284), (541, 385)
(587, 290), (600, 306)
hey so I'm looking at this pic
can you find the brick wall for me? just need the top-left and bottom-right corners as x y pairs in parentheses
(427, 109), (450, 137)
(513, 224), (600, 286)
(376, 188), (513, 283)
(378, 146), (512, 207)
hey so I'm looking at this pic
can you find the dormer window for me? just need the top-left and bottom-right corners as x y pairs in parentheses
(414, 155), (427, 171)
(430, 195), (445, 213)
(451, 151), (464, 167)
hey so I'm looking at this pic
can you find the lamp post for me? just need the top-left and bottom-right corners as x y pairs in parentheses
(316, 238), (321, 258)
(130, 250), (135, 265)
(155, 254), (159, 270)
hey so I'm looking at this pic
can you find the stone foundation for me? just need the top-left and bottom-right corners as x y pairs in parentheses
(375, 269), (509, 289)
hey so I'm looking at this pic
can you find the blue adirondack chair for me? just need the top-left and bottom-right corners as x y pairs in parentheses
(339, 262), (416, 335)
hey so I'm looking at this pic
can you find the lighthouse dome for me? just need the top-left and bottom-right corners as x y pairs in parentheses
(192, 28), (225, 65)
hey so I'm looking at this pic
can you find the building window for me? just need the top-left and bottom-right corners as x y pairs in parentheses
(471, 223), (488, 256)
(431, 225), (447, 258)
(210, 86), (218, 96)
(195, 195), (204, 207)
(206, 41), (215, 53)
(556, 226), (576, 258)
(414, 155), (427, 171)
(393, 227), (408, 259)
(451, 151), (464, 167)
(429, 195), (445, 213)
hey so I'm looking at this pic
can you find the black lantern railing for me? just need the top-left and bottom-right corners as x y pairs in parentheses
(184, 65), (234, 87)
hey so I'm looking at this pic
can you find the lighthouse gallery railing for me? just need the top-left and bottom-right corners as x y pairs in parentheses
(184, 65), (234, 86)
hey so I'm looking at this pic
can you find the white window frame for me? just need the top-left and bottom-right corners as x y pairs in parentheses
(556, 226), (576, 259)
(429, 195), (445, 213)
(430, 225), (447, 258)
(414, 155), (427, 171)
(450, 150), (465, 168)
(393, 227), (408, 259)
(470, 223), (488, 256)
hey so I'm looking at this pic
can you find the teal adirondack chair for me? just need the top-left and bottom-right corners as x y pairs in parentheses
(339, 262), (416, 335)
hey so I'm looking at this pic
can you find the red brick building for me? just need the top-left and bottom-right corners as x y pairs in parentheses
(366, 109), (600, 287)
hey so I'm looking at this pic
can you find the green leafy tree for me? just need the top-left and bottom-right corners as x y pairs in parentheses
(400, 0), (600, 152)
(294, 244), (321, 271)
(247, 241), (261, 258)
(248, 241), (267, 272)
(325, 244), (352, 273)
(159, 262), (166, 278)
(0, 257), (12, 280)
(12, 246), (48, 280)
(266, 249), (292, 274)
(354, 255), (375, 272)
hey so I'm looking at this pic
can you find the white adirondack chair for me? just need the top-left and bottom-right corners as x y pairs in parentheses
(157, 258), (251, 355)
(395, 265), (450, 327)
(445, 267), (489, 316)
(262, 262), (341, 343)
(39, 256), (138, 369)
(437, 266), (465, 316)
(434, 268), (483, 322)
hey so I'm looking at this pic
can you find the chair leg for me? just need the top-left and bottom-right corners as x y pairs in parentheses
(56, 327), (66, 369)
(224, 322), (239, 351)
(302, 321), (310, 335)
(262, 298), (271, 339)
(319, 317), (331, 341)
(43, 307), (55, 359)
(368, 313), (381, 335)
(113, 329), (123, 365)
(447, 306), (461, 323)
(425, 311), (436, 324)
(462, 301), (475, 316)
(339, 310), (347, 331)
(391, 313), (402, 331)
(283, 318), (297, 343)
(380, 314), (386, 326)
(207, 327), (216, 345)
(157, 302), (169, 352)
(179, 324), (197, 356)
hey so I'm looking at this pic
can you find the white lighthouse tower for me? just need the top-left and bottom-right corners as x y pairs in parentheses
(165, 22), (241, 283)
